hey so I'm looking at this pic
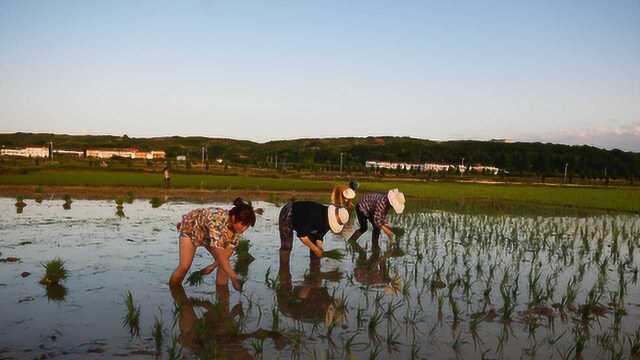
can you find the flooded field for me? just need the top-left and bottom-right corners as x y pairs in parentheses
(1, 197), (640, 359)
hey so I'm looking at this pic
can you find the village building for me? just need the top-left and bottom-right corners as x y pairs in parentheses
(0, 146), (50, 158)
(366, 160), (500, 174)
(86, 148), (165, 159)
(52, 149), (84, 157)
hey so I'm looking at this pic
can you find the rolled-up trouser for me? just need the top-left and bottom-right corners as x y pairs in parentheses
(279, 202), (294, 251)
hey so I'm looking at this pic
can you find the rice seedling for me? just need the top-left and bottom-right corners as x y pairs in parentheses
(39, 258), (68, 286)
(235, 239), (255, 263)
(122, 290), (141, 337)
(152, 311), (164, 355)
(15, 196), (26, 208)
(62, 194), (72, 209)
(185, 270), (204, 286)
(627, 326), (640, 358)
(125, 191), (135, 204)
(149, 197), (163, 208)
(167, 335), (182, 360)
(251, 338), (264, 356)
(271, 303), (279, 330)
(323, 249), (345, 261)
(368, 310), (383, 334)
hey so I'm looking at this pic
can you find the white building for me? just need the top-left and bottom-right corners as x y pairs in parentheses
(86, 148), (165, 159)
(366, 160), (499, 174)
(0, 146), (49, 158)
(53, 149), (84, 157)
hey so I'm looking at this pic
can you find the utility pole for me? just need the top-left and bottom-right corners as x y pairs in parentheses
(340, 152), (344, 174)
(564, 163), (568, 183)
(49, 141), (53, 160)
(201, 147), (205, 168)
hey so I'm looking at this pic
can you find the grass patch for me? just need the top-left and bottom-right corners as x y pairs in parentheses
(1, 169), (639, 212)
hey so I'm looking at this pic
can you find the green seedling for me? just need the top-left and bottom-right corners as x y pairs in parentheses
(39, 258), (68, 286)
(323, 249), (345, 261)
(185, 271), (204, 286)
(122, 290), (141, 337)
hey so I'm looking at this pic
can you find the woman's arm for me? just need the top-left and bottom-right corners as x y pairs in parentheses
(213, 246), (238, 287)
(299, 236), (323, 257)
(201, 246), (220, 274)
(379, 224), (395, 240)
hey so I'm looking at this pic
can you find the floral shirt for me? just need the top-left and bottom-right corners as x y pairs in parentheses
(357, 193), (391, 228)
(177, 208), (239, 249)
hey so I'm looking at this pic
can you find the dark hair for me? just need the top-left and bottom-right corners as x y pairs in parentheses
(229, 197), (256, 227)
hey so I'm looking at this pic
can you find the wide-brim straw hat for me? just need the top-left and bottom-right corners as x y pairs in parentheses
(328, 205), (349, 233)
(387, 189), (405, 214)
(342, 188), (356, 200)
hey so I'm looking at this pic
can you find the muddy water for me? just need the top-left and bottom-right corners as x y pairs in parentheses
(1, 198), (639, 359)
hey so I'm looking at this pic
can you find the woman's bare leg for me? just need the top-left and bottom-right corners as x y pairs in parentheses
(169, 236), (197, 287)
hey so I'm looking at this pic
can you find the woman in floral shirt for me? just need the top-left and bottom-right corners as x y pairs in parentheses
(169, 198), (256, 290)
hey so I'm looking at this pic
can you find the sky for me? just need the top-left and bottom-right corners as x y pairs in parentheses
(1, 1), (639, 151)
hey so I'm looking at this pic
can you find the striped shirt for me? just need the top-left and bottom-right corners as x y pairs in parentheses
(357, 193), (391, 228)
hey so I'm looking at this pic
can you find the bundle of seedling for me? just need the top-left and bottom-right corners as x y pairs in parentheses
(322, 249), (345, 261)
(39, 258), (68, 286)
(185, 270), (205, 286)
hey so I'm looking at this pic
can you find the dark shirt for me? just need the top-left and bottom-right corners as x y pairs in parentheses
(292, 201), (330, 241)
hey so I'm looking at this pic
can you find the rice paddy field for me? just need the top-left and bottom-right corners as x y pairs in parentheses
(2, 170), (640, 212)
(1, 196), (640, 359)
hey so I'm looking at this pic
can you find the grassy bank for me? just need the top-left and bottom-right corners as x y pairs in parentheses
(1, 169), (639, 212)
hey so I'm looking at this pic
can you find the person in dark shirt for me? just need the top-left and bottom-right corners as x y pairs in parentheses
(278, 201), (349, 261)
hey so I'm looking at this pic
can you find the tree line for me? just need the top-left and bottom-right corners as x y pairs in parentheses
(1, 133), (638, 181)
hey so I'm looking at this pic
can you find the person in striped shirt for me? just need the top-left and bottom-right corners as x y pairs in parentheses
(348, 189), (405, 247)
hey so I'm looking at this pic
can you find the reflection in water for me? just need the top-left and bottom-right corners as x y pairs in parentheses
(44, 284), (67, 302)
(170, 286), (286, 359)
(277, 251), (340, 324)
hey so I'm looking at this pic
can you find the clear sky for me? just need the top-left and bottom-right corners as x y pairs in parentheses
(1, 1), (639, 150)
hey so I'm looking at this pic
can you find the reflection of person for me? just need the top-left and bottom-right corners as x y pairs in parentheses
(351, 242), (391, 286)
(348, 189), (405, 247)
(169, 198), (256, 290)
(170, 285), (250, 359)
(278, 201), (348, 261)
(276, 251), (336, 323)
(330, 180), (358, 208)
(163, 166), (171, 188)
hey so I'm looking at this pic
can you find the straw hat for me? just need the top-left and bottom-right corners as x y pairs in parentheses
(342, 188), (356, 200)
(328, 205), (349, 233)
(387, 189), (405, 214)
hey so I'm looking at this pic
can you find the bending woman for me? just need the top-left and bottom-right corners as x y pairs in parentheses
(279, 201), (349, 262)
(169, 198), (256, 290)
(330, 180), (358, 208)
(348, 189), (405, 248)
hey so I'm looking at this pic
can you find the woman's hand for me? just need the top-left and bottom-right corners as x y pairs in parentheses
(381, 225), (395, 241)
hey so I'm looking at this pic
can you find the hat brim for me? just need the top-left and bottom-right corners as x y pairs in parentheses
(327, 205), (344, 233)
